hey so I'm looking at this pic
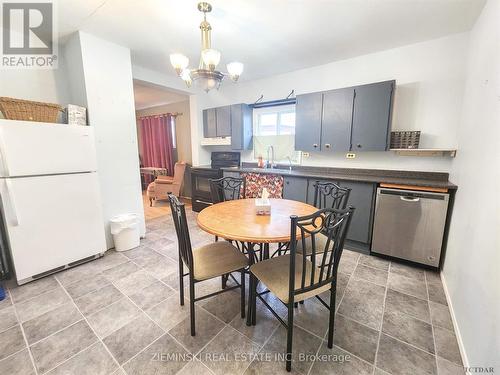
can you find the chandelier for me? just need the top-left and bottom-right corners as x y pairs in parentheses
(169, 2), (244, 92)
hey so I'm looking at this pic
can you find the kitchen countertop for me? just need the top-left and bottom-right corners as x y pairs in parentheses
(221, 165), (457, 190)
(190, 165), (214, 170)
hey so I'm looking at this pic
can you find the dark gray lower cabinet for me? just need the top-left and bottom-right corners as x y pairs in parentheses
(340, 181), (376, 248)
(283, 176), (308, 202)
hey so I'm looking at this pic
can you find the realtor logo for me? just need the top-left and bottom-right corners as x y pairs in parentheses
(1, 1), (58, 68)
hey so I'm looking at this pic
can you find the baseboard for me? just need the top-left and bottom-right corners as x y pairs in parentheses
(440, 271), (469, 368)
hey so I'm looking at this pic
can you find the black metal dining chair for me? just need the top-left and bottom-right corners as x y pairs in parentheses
(295, 181), (351, 256)
(209, 176), (247, 289)
(247, 206), (355, 372)
(209, 176), (246, 203)
(168, 194), (248, 336)
(313, 181), (351, 210)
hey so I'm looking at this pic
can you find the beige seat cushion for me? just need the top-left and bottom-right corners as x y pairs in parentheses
(295, 232), (331, 255)
(250, 254), (332, 303)
(193, 241), (249, 281)
(156, 176), (174, 184)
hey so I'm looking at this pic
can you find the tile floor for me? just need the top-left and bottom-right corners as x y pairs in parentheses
(0, 205), (464, 375)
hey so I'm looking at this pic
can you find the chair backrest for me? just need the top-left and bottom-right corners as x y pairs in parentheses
(209, 177), (246, 204)
(173, 162), (187, 185)
(168, 194), (193, 271)
(313, 181), (351, 210)
(289, 206), (355, 300)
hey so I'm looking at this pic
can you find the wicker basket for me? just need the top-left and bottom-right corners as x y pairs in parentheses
(0, 97), (62, 123)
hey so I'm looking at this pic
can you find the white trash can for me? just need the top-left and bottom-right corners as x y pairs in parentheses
(110, 214), (140, 251)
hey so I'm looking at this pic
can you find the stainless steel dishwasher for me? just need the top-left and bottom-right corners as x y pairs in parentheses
(371, 187), (449, 267)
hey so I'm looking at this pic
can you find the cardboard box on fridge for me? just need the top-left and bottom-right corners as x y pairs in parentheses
(64, 104), (87, 126)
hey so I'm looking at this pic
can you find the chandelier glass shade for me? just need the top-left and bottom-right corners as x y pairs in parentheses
(169, 2), (243, 92)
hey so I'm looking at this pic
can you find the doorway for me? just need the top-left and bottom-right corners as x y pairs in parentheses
(133, 80), (192, 219)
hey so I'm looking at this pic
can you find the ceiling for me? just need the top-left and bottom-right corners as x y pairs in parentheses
(133, 80), (188, 110)
(58, 0), (485, 82)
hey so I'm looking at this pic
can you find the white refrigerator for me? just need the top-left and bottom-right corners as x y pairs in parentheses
(0, 119), (107, 285)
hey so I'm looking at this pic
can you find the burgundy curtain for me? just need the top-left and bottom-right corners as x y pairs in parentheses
(139, 114), (175, 177)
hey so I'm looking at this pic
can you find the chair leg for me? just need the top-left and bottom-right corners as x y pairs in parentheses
(251, 274), (257, 326)
(286, 299), (295, 372)
(221, 274), (228, 289)
(246, 273), (253, 326)
(178, 258), (184, 306)
(149, 198), (153, 207)
(240, 270), (246, 318)
(189, 276), (196, 336)
(327, 287), (337, 349)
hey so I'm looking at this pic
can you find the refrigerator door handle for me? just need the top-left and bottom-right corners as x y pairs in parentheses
(5, 179), (20, 226)
(0, 129), (10, 177)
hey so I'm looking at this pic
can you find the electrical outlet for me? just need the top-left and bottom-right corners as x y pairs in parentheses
(346, 153), (356, 159)
(302, 152), (310, 157)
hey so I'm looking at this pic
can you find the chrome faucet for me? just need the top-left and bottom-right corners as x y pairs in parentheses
(266, 146), (275, 169)
(286, 156), (292, 171)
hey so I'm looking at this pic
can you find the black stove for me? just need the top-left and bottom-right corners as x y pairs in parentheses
(191, 152), (240, 212)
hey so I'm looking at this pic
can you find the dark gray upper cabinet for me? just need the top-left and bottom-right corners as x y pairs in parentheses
(203, 108), (217, 138)
(351, 81), (394, 151)
(230, 104), (253, 150)
(295, 92), (323, 152)
(283, 176), (308, 202)
(294, 80), (395, 153)
(215, 105), (231, 137)
(321, 88), (355, 153)
(339, 181), (376, 244)
(203, 104), (253, 149)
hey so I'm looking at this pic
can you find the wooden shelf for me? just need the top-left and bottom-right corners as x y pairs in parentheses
(391, 148), (457, 157)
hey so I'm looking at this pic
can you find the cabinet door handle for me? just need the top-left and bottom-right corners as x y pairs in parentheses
(324, 144), (331, 149)
(313, 144), (318, 148)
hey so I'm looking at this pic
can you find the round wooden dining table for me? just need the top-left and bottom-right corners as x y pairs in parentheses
(197, 198), (318, 261)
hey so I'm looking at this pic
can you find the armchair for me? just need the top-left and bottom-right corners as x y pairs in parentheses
(146, 162), (187, 206)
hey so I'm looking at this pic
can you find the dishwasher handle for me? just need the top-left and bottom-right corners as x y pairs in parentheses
(400, 196), (420, 202)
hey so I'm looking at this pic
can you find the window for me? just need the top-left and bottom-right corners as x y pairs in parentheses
(171, 117), (176, 149)
(253, 105), (300, 163)
(255, 106), (296, 136)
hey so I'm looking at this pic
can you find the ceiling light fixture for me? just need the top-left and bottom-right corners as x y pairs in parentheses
(169, 2), (243, 92)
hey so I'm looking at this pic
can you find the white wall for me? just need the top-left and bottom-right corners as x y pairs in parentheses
(66, 31), (146, 248)
(0, 51), (71, 122)
(191, 33), (469, 173)
(443, 0), (500, 368)
(63, 33), (87, 108)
